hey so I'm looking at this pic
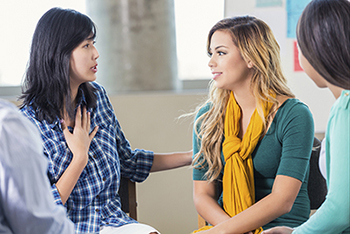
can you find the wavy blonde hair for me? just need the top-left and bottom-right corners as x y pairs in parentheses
(193, 16), (294, 182)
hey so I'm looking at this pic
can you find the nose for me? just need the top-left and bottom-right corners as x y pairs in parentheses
(93, 46), (100, 60)
(208, 55), (216, 68)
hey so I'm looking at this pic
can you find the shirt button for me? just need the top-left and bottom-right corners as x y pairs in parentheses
(106, 222), (109, 225)
(93, 155), (97, 159)
(103, 177), (106, 181)
(345, 92), (349, 96)
(95, 209), (100, 212)
(96, 195), (100, 199)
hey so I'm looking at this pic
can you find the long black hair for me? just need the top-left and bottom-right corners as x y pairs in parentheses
(297, 0), (350, 89)
(20, 7), (97, 122)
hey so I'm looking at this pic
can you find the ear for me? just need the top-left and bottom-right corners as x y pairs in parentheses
(247, 60), (254, 69)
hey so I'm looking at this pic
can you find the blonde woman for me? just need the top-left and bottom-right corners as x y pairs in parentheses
(192, 16), (314, 234)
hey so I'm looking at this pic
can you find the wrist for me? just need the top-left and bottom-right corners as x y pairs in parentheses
(71, 154), (88, 167)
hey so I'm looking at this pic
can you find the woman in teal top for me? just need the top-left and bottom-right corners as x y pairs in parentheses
(193, 98), (314, 229)
(262, 0), (350, 234)
(190, 16), (315, 234)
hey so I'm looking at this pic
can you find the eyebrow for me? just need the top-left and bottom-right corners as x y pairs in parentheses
(215, 45), (228, 50)
(209, 45), (228, 52)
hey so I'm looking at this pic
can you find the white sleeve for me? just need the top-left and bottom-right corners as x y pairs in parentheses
(0, 102), (75, 234)
(318, 138), (327, 180)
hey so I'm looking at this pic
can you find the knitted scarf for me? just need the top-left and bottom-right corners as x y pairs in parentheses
(222, 91), (269, 234)
(193, 92), (274, 234)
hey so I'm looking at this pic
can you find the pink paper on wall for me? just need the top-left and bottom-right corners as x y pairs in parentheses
(294, 40), (303, 72)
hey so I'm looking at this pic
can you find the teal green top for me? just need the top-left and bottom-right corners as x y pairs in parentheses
(193, 99), (314, 229)
(293, 90), (350, 234)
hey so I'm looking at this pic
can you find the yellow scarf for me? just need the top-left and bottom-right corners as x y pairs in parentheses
(193, 92), (273, 234)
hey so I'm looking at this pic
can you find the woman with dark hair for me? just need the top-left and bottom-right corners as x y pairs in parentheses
(262, 0), (350, 233)
(190, 15), (314, 234)
(22, 7), (98, 123)
(20, 7), (192, 234)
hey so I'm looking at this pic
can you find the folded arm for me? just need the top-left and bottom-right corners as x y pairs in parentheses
(196, 175), (302, 234)
(193, 180), (231, 226)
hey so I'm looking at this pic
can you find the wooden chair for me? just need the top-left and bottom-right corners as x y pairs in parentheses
(119, 177), (138, 220)
(197, 137), (327, 228)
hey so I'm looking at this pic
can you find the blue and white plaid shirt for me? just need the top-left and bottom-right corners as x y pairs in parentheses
(20, 82), (154, 233)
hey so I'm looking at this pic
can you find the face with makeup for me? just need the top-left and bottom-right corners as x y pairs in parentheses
(208, 30), (253, 91)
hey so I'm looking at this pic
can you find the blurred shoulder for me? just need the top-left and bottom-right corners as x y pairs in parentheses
(196, 103), (212, 120)
(0, 99), (22, 122)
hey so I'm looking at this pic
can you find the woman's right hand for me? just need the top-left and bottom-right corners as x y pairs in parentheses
(56, 105), (99, 204)
(261, 227), (294, 234)
(61, 105), (98, 166)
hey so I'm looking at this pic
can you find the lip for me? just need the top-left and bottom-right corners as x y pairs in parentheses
(91, 64), (98, 73)
(212, 72), (222, 80)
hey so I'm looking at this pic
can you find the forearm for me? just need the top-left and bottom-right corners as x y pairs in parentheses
(211, 193), (291, 234)
(55, 156), (87, 204)
(195, 194), (230, 226)
(293, 200), (350, 234)
(193, 180), (231, 226)
(150, 150), (192, 172)
(293, 123), (350, 233)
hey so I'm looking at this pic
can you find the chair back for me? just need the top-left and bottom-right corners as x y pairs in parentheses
(119, 177), (138, 220)
(308, 137), (327, 209)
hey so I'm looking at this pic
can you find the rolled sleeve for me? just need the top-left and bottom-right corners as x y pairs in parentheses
(120, 147), (154, 182)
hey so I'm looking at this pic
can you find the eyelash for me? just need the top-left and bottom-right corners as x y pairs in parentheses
(208, 51), (226, 57)
(84, 41), (96, 48)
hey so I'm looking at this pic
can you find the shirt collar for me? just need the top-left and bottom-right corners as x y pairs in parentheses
(49, 86), (89, 130)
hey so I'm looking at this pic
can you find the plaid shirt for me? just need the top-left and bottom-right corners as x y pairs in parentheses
(20, 82), (154, 233)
